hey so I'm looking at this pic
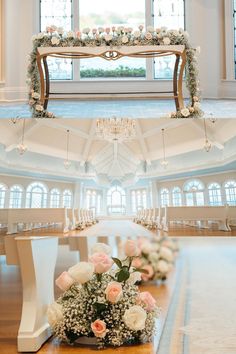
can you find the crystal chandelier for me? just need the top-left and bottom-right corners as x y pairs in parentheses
(17, 119), (27, 155)
(64, 129), (71, 169)
(160, 128), (168, 168)
(96, 117), (136, 142)
(203, 118), (212, 152)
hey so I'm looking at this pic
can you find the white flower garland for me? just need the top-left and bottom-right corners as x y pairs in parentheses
(27, 25), (203, 118)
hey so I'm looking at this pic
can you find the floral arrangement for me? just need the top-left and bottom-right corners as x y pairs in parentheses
(131, 238), (176, 282)
(47, 242), (160, 348)
(28, 25), (202, 118)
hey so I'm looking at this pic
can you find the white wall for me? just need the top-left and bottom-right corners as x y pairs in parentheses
(155, 170), (236, 206)
(0, 0), (235, 101)
(0, 173), (79, 208)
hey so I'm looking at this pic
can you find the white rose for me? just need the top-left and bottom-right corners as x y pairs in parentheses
(194, 102), (201, 111)
(140, 241), (153, 254)
(91, 243), (111, 256)
(122, 35), (129, 44)
(104, 34), (113, 42)
(37, 32), (45, 39)
(195, 46), (201, 54)
(98, 27), (105, 33)
(32, 92), (40, 100)
(160, 246), (174, 262)
(127, 268), (142, 285)
(133, 31), (141, 38)
(68, 262), (94, 284)
(181, 108), (190, 117)
(124, 305), (147, 331)
(171, 30), (179, 36)
(51, 36), (60, 45)
(163, 37), (171, 45)
(147, 26), (154, 33)
(149, 252), (159, 263)
(157, 260), (169, 274)
(47, 302), (63, 327)
(51, 25), (57, 32)
(32, 35), (37, 41)
(153, 243), (160, 252)
(67, 31), (75, 38)
(82, 27), (90, 35)
(35, 104), (44, 112)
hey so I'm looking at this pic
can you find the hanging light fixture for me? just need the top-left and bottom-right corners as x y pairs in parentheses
(203, 118), (211, 152)
(17, 119), (27, 155)
(64, 129), (71, 169)
(160, 128), (168, 168)
(96, 117), (136, 142)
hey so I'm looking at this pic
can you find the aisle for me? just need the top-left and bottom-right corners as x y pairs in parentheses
(158, 237), (236, 354)
(77, 220), (153, 238)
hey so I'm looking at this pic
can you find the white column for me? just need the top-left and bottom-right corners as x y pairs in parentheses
(15, 236), (58, 352)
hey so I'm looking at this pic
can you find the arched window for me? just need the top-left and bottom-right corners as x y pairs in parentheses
(107, 186), (126, 215)
(208, 183), (222, 206)
(160, 188), (169, 207)
(9, 185), (23, 208)
(26, 182), (48, 208)
(50, 188), (61, 208)
(0, 183), (7, 208)
(172, 187), (182, 206)
(131, 189), (147, 213)
(184, 179), (205, 206)
(63, 189), (72, 208)
(85, 189), (102, 215)
(224, 180), (236, 206)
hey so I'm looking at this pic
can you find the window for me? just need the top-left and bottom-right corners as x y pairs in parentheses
(131, 189), (147, 213)
(224, 180), (236, 206)
(40, 0), (73, 80)
(160, 188), (169, 207)
(50, 188), (61, 208)
(208, 183), (222, 206)
(153, 0), (185, 79)
(63, 189), (72, 208)
(9, 185), (23, 208)
(172, 186), (182, 206)
(184, 179), (204, 206)
(26, 182), (48, 208)
(39, 0), (185, 82)
(0, 183), (7, 208)
(85, 189), (102, 215)
(107, 185), (126, 215)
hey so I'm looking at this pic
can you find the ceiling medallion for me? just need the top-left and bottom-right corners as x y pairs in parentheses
(96, 117), (136, 142)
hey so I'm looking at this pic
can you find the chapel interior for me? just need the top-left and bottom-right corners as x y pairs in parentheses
(0, 1), (236, 354)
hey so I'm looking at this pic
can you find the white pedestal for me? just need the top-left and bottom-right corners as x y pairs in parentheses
(15, 237), (58, 352)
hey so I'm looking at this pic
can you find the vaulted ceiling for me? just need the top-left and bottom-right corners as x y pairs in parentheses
(0, 118), (235, 186)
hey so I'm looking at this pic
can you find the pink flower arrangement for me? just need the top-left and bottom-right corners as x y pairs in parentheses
(105, 282), (123, 303)
(91, 319), (107, 338)
(55, 271), (75, 291)
(137, 291), (156, 312)
(124, 240), (140, 257)
(141, 265), (154, 281)
(89, 252), (113, 274)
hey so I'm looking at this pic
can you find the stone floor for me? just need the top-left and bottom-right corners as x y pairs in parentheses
(0, 99), (236, 118)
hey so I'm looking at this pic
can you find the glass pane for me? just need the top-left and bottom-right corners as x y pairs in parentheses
(40, 0), (73, 80)
(153, 0), (185, 79)
(196, 192), (204, 206)
(79, 0), (146, 80)
(186, 192), (194, 206)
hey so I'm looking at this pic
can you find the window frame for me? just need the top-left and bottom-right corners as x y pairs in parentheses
(160, 188), (170, 207)
(50, 188), (61, 208)
(62, 189), (73, 208)
(183, 179), (205, 206)
(26, 182), (48, 208)
(38, 0), (185, 83)
(224, 180), (236, 206)
(208, 182), (222, 206)
(0, 183), (7, 208)
(9, 185), (24, 208)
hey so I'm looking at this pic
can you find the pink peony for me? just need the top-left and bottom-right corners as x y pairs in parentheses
(91, 319), (107, 338)
(124, 240), (140, 257)
(105, 281), (123, 303)
(89, 253), (113, 274)
(141, 265), (154, 281)
(55, 271), (75, 291)
(137, 291), (156, 312)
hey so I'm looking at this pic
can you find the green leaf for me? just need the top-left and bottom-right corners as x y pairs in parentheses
(112, 257), (122, 268)
(116, 269), (130, 282)
(93, 302), (107, 315)
(65, 330), (79, 344)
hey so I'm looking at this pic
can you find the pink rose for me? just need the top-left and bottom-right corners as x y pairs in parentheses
(124, 240), (140, 257)
(105, 27), (110, 34)
(76, 31), (81, 39)
(132, 258), (142, 269)
(55, 271), (75, 291)
(89, 253), (113, 274)
(91, 319), (107, 338)
(92, 28), (97, 35)
(105, 282), (123, 303)
(112, 26), (116, 32)
(139, 24), (144, 31)
(137, 291), (156, 312)
(46, 26), (54, 34)
(141, 265), (154, 281)
(145, 32), (153, 40)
